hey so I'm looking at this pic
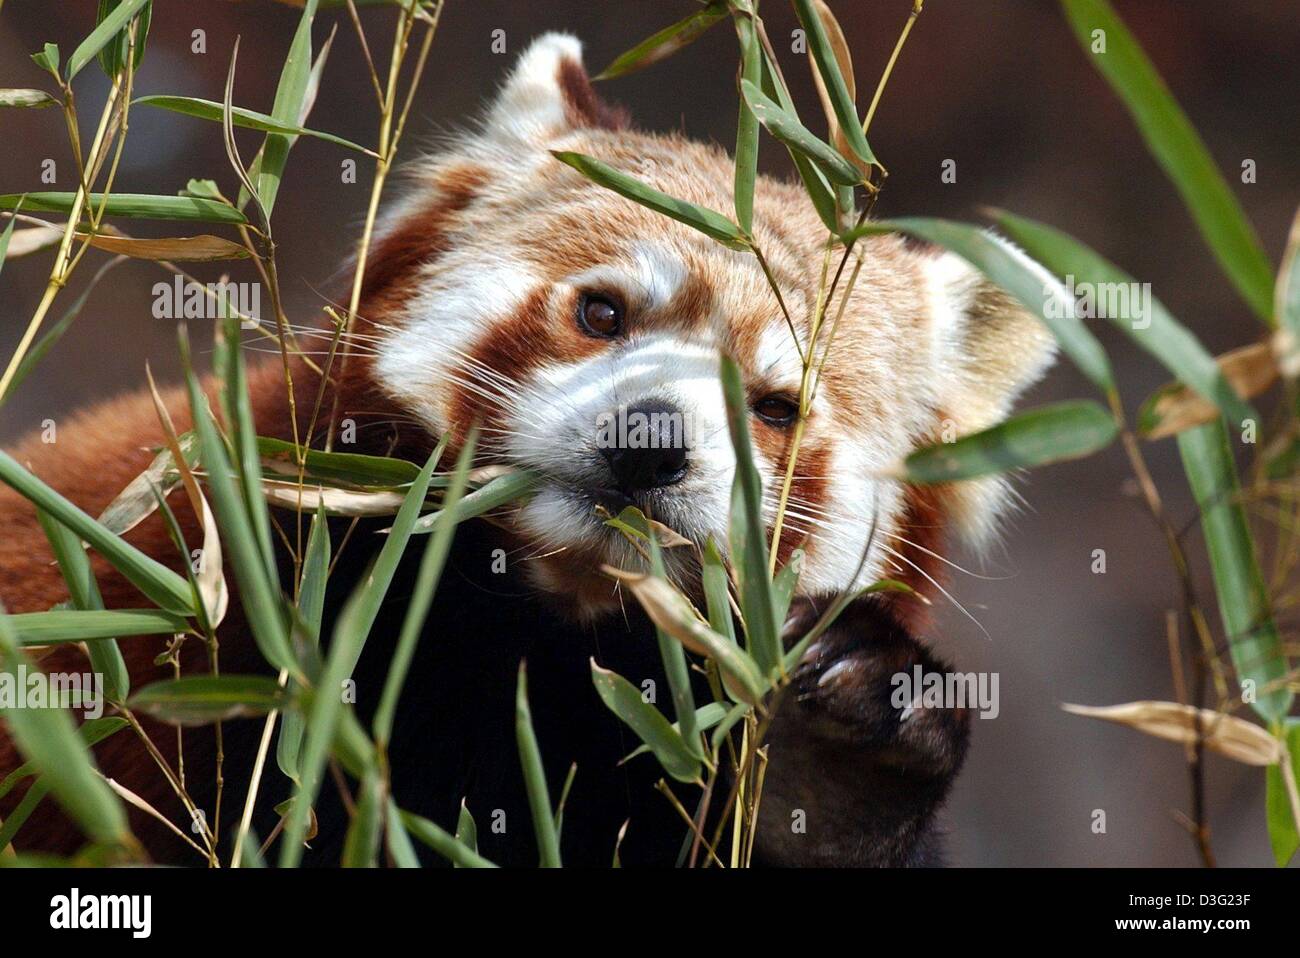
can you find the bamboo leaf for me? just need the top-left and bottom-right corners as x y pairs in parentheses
(7, 608), (185, 646)
(411, 468), (540, 533)
(0, 450), (195, 615)
(454, 800), (478, 864)
(515, 662), (561, 867)
(128, 675), (287, 726)
(720, 354), (780, 675)
(995, 209), (1256, 430)
(0, 89), (59, 109)
(596, 1), (728, 79)
(610, 569), (767, 706)
(1137, 342), (1276, 440)
(135, 95), (376, 156)
(1062, 701), (1281, 766)
(591, 661), (701, 783)
(1265, 719), (1300, 867)
(373, 434), (472, 743)
(400, 809), (496, 868)
(65, 0), (150, 80)
(277, 506), (329, 786)
(341, 767), (383, 867)
(180, 335), (295, 673)
(256, 0), (319, 215)
(739, 79), (861, 186)
(74, 232), (249, 262)
(94, 0), (151, 77)
(95, 431), (199, 538)
(897, 400), (1118, 483)
(701, 537), (737, 644)
(847, 218), (1115, 394)
(733, 11), (761, 234)
(258, 436), (421, 488)
(0, 192), (247, 225)
(0, 611), (130, 845)
(646, 532), (701, 760)
(1274, 206), (1300, 373)
(35, 509), (130, 701)
(1178, 421), (1292, 721)
(551, 151), (749, 251)
(1059, 0), (1273, 321)
(792, 0), (876, 167)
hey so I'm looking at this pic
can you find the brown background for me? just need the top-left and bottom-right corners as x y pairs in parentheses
(1, 0), (1297, 865)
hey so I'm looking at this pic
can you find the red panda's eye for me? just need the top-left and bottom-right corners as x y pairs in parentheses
(753, 395), (799, 427)
(578, 293), (622, 337)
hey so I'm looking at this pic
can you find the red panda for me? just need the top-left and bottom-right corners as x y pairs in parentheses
(0, 34), (1053, 866)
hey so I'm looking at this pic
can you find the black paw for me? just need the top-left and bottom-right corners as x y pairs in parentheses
(751, 597), (971, 867)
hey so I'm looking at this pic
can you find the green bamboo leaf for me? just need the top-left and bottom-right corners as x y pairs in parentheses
(772, 547), (803, 628)
(31, 44), (60, 77)
(411, 468), (540, 534)
(591, 661), (700, 784)
(624, 702), (730, 762)
(733, 12), (761, 234)
(0, 192), (246, 225)
(739, 79), (861, 186)
(258, 437), (421, 488)
(383, 796), (420, 868)
(373, 434), (473, 744)
(994, 209), (1256, 430)
(848, 218), (1116, 394)
(180, 335), (295, 673)
(95, 0), (151, 78)
(647, 532), (701, 760)
(792, 0), (876, 167)
(65, 0), (150, 80)
(1178, 421), (1292, 722)
(0, 611), (129, 845)
(7, 608), (185, 646)
(256, 0), (319, 215)
(454, 800), (478, 863)
(400, 809), (497, 868)
(701, 537), (737, 644)
(341, 767), (383, 867)
(277, 507), (330, 786)
(899, 400), (1118, 483)
(1059, 0), (1273, 322)
(128, 675), (287, 726)
(35, 509), (130, 701)
(333, 448), (443, 680)
(0, 450), (194, 615)
(0, 89), (59, 109)
(720, 355), (780, 676)
(135, 96), (377, 157)
(596, 1), (728, 79)
(0, 719), (127, 853)
(1265, 719), (1300, 867)
(516, 662), (561, 867)
(551, 151), (749, 251)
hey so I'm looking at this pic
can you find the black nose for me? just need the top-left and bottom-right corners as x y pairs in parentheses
(598, 400), (689, 493)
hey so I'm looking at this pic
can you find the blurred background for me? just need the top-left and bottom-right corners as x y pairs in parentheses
(1, 0), (1297, 865)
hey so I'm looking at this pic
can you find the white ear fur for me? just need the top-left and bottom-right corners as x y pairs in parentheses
(919, 238), (1057, 547)
(485, 32), (584, 144)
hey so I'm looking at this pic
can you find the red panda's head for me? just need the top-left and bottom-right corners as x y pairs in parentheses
(353, 34), (1055, 620)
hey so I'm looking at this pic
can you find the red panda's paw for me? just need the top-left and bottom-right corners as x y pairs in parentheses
(749, 597), (971, 867)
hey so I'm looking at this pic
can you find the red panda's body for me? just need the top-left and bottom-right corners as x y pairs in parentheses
(0, 34), (1055, 866)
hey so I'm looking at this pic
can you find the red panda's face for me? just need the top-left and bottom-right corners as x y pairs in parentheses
(360, 35), (1054, 618)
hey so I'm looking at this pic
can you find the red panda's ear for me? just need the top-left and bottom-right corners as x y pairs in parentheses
(483, 32), (629, 145)
(920, 237), (1057, 544)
